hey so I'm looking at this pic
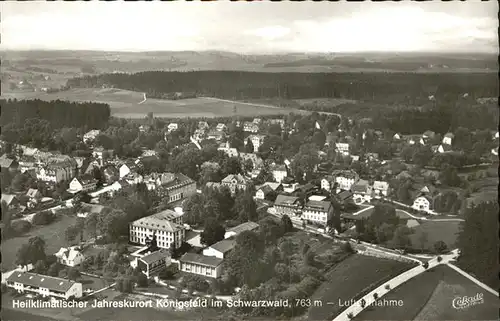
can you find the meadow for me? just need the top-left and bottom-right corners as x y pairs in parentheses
(355, 265), (499, 321)
(306, 254), (413, 320)
(409, 221), (461, 251)
(2, 88), (302, 119)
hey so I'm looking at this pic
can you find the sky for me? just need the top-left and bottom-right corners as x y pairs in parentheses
(0, 1), (498, 53)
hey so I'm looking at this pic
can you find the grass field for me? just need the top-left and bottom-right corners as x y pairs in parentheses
(355, 265), (499, 321)
(2, 88), (302, 118)
(306, 254), (413, 320)
(409, 221), (460, 252)
(1, 309), (60, 321)
(1, 215), (78, 271)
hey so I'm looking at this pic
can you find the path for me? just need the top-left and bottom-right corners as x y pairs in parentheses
(190, 136), (202, 150)
(138, 93), (147, 104)
(397, 209), (464, 222)
(332, 250), (459, 321)
(351, 205), (374, 216)
(446, 263), (499, 296)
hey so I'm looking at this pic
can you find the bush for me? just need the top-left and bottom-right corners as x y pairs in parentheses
(373, 293), (379, 300)
(384, 284), (391, 290)
(341, 242), (354, 254)
(347, 312), (354, 319)
(10, 220), (32, 235)
(437, 256), (443, 263)
(32, 210), (56, 226)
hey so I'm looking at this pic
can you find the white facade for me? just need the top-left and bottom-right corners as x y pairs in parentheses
(412, 196), (431, 212)
(55, 247), (85, 267)
(246, 135), (266, 152)
(272, 168), (287, 183)
(6, 273), (83, 300)
(255, 189), (265, 200)
(129, 210), (186, 249)
(336, 175), (357, 191)
(36, 166), (74, 184)
(372, 181), (389, 197)
(68, 177), (97, 194)
(178, 260), (222, 279)
(442, 136), (453, 145)
(335, 143), (350, 156)
(119, 164), (132, 178)
(83, 130), (100, 144)
(168, 123), (178, 132)
(202, 247), (225, 259)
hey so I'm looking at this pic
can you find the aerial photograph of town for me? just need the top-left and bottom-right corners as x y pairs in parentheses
(0, 1), (498, 321)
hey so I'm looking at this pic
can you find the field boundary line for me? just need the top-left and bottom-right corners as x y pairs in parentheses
(446, 263), (499, 296)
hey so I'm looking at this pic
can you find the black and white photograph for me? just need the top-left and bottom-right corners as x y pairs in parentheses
(0, 1), (498, 321)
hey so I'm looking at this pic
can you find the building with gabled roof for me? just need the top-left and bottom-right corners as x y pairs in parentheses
(6, 272), (83, 299)
(129, 209), (185, 249)
(83, 130), (101, 144)
(221, 174), (250, 195)
(442, 133), (454, 145)
(0, 157), (18, 171)
(202, 239), (236, 259)
(224, 221), (260, 239)
(179, 253), (223, 279)
(55, 246), (85, 267)
(274, 194), (302, 217)
(271, 164), (288, 183)
(302, 200), (333, 225)
(134, 249), (171, 278)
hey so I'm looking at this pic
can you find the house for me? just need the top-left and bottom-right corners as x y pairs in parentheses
(218, 142), (239, 158)
(193, 129), (206, 141)
(119, 162), (136, 178)
(178, 253), (223, 279)
(6, 272), (83, 299)
(245, 134), (266, 153)
(206, 182), (222, 190)
(322, 170), (359, 192)
(335, 142), (350, 156)
(433, 144), (453, 154)
(206, 130), (225, 141)
(224, 222), (260, 239)
(351, 155), (360, 162)
(239, 153), (263, 169)
(155, 173), (196, 204)
(216, 123), (227, 132)
(372, 181), (389, 197)
(274, 195), (302, 217)
(198, 121), (209, 130)
(36, 160), (77, 183)
(302, 200), (333, 226)
(253, 118), (262, 125)
(167, 123), (178, 132)
(422, 131), (435, 140)
(55, 246), (85, 267)
(202, 239), (236, 259)
(124, 172), (144, 185)
(442, 133), (454, 145)
(1, 194), (19, 210)
(365, 153), (380, 162)
(83, 130), (100, 144)
(129, 209), (185, 249)
(134, 249), (171, 278)
(67, 177), (98, 194)
(139, 125), (151, 133)
(92, 148), (113, 162)
(221, 174), (250, 194)
(336, 190), (354, 203)
(243, 121), (259, 133)
(102, 165), (119, 183)
(492, 147), (499, 156)
(268, 119), (285, 128)
(351, 179), (373, 204)
(412, 195), (434, 212)
(255, 185), (274, 200)
(393, 133), (401, 140)
(271, 164), (288, 183)
(26, 188), (42, 201)
(0, 157), (19, 171)
(406, 219), (420, 229)
(20, 146), (39, 157)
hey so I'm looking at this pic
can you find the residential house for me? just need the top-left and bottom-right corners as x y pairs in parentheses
(245, 134), (266, 152)
(92, 147), (113, 163)
(372, 181), (389, 197)
(129, 209), (185, 249)
(155, 173), (196, 204)
(26, 188), (42, 201)
(36, 160), (77, 183)
(102, 165), (119, 184)
(216, 123), (227, 132)
(393, 133), (401, 140)
(18, 160), (36, 173)
(139, 125), (151, 133)
(206, 182), (222, 190)
(167, 123), (178, 132)
(442, 133), (454, 145)
(55, 246), (85, 267)
(255, 185), (274, 200)
(83, 130), (101, 144)
(351, 179), (373, 204)
(221, 174), (250, 194)
(77, 203), (105, 218)
(218, 142), (239, 158)
(198, 121), (209, 130)
(134, 249), (171, 278)
(178, 253), (223, 279)
(206, 130), (225, 142)
(119, 162), (136, 178)
(253, 118), (262, 125)
(193, 129), (206, 141)
(20, 146), (39, 157)
(243, 121), (259, 133)
(271, 164), (288, 183)
(224, 222), (260, 239)
(322, 170), (359, 192)
(274, 195), (302, 217)
(433, 144), (453, 154)
(335, 142), (350, 156)
(302, 200), (333, 226)
(6, 272), (83, 299)
(268, 119), (285, 129)
(351, 155), (360, 162)
(202, 239), (236, 259)
(412, 194), (434, 212)
(1, 194), (19, 210)
(67, 177), (98, 194)
(0, 157), (19, 172)
(124, 172), (144, 185)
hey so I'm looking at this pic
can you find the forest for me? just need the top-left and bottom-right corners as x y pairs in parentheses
(66, 71), (498, 105)
(0, 99), (111, 130)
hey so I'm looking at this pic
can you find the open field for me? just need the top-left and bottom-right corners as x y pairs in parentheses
(1, 214), (78, 271)
(409, 221), (460, 251)
(306, 254), (413, 320)
(1, 309), (60, 321)
(2, 88), (302, 118)
(355, 265), (500, 321)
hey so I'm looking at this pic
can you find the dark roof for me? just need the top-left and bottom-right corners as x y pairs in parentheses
(226, 221), (260, 235)
(336, 190), (353, 201)
(258, 185), (274, 195)
(0, 157), (16, 168)
(274, 194), (300, 207)
(7, 272), (79, 293)
(180, 253), (223, 267)
(304, 200), (332, 212)
(209, 239), (236, 254)
(163, 173), (195, 189)
(140, 249), (170, 265)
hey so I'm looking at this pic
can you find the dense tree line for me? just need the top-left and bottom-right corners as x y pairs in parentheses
(66, 71), (498, 104)
(0, 99), (110, 129)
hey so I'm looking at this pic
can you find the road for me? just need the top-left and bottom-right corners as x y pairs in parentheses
(332, 250), (460, 321)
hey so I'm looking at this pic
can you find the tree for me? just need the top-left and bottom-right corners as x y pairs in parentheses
(32, 210), (56, 226)
(33, 260), (47, 274)
(1, 200), (12, 236)
(47, 263), (61, 277)
(233, 191), (257, 223)
(280, 215), (294, 234)
(65, 225), (80, 245)
(67, 267), (81, 281)
(390, 226), (412, 250)
(159, 264), (179, 280)
(28, 236), (46, 263)
(433, 240), (448, 254)
(200, 219), (225, 246)
(221, 157), (242, 176)
(439, 165), (461, 187)
(15, 244), (31, 268)
(136, 273), (149, 287)
(245, 138), (254, 153)
(259, 217), (283, 245)
(85, 213), (99, 239)
(341, 242), (354, 254)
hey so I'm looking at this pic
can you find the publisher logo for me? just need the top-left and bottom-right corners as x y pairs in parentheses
(452, 293), (484, 309)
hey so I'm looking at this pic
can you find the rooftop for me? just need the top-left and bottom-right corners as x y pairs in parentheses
(7, 272), (79, 293)
(131, 209), (183, 232)
(304, 200), (332, 212)
(226, 221), (260, 235)
(180, 253), (223, 267)
(140, 249), (170, 265)
(274, 194), (300, 207)
(209, 239), (236, 254)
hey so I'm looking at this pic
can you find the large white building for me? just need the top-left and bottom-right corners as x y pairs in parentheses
(36, 160), (77, 184)
(271, 164), (288, 183)
(245, 134), (266, 152)
(321, 170), (359, 192)
(67, 177), (98, 194)
(129, 209), (185, 249)
(55, 246), (85, 267)
(178, 253), (223, 279)
(6, 272), (83, 299)
(302, 200), (333, 225)
(83, 130), (101, 144)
